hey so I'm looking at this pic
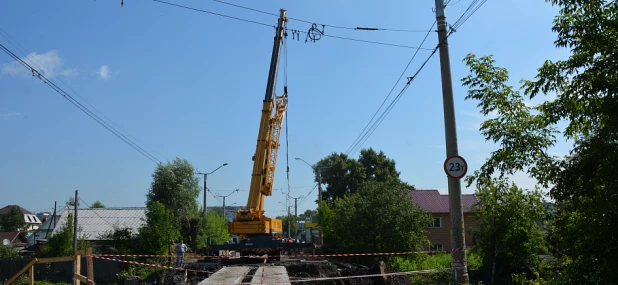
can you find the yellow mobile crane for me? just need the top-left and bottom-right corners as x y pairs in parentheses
(204, 9), (314, 259)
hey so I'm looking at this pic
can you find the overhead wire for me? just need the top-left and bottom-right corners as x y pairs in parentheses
(345, 20), (437, 156)
(344, 0), (488, 155)
(297, 185), (319, 207)
(207, 0), (427, 32)
(0, 43), (162, 165)
(0, 29), (169, 164)
(151, 0), (432, 50)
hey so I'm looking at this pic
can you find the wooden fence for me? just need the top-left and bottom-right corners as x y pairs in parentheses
(4, 248), (94, 285)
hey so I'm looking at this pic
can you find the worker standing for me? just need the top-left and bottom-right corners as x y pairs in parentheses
(175, 239), (187, 267)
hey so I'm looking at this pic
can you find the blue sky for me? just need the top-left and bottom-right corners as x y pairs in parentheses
(0, 0), (571, 217)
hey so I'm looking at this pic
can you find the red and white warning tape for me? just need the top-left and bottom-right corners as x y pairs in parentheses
(95, 248), (465, 259)
(288, 268), (449, 283)
(90, 255), (209, 274)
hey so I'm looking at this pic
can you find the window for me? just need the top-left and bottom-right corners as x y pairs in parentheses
(429, 244), (444, 251)
(428, 217), (442, 228)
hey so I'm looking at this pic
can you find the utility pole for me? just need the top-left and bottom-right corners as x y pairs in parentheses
(196, 163), (228, 216)
(73, 190), (78, 285)
(434, 0), (469, 283)
(215, 189), (238, 222)
(287, 206), (291, 239)
(290, 195), (302, 238)
(316, 168), (323, 246)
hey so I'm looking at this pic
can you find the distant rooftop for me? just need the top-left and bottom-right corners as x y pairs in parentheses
(53, 207), (147, 240)
(408, 190), (478, 213)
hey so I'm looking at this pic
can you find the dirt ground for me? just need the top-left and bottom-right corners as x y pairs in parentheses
(139, 260), (412, 285)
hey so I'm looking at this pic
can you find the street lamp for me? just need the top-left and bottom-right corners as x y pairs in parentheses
(196, 163), (228, 216)
(295, 157), (329, 245)
(215, 189), (239, 221)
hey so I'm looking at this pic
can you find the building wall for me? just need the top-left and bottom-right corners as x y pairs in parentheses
(424, 212), (478, 251)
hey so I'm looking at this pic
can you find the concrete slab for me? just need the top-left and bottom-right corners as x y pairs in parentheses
(198, 266), (250, 285)
(250, 266), (291, 285)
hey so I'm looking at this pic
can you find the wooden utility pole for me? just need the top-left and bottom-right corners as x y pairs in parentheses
(434, 0), (469, 283)
(73, 190), (79, 285)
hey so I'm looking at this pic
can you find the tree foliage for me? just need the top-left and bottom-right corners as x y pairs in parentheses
(197, 211), (229, 247)
(42, 213), (88, 257)
(0, 245), (20, 260)
(0, 205), (26, 232)
(316, 148), (412, 205)
(90, 201), (105, 208)
(318, 181), (430, 261)
(276, 214), (298, 238)
(146, 158), (200, 221)
(137, 201), (179, 255)
(97, 227), (137, 254)
(472, 177), (547, 282)
(461, 0), (618, 282)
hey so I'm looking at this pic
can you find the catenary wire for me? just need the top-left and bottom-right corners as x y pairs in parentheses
(207, 0), (427, 32)
(0, 43), (162, 165)
(344, 1), (488, 155)
(347, 29), (456, 156)
(152, 0), (431, 50)
(0, 29), (169, 163)
(345, 20), (437, 156)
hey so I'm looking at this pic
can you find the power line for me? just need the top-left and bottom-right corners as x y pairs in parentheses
(345, 21), (437, 156)
(151, 0), (431, 50)
(344, 1), (488, 155)
(207, 0), (427, 33)
(297, 185), (319, 207)
(0, 43), (162, 164)
(0, 29), (169, 163)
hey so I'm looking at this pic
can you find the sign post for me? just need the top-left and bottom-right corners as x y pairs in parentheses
(444, 155), (468, 179)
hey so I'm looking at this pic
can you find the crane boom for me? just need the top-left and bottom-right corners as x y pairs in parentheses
(229, 9), (287, 237)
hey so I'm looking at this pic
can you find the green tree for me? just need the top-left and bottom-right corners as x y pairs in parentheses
(0, 205), (26, 232)
(276, 215), (298, 238)
(197, 211), (229, 247)
(137, 201), (179, 254)
(319, 181), (430, 262)
(472, 177), (547, 283)
(90, 201), (105, 208)
(316, 148), (411, 205)
(461, 0), (618, 281)
(42, 213), (88, 257)
(146, 158), (200, 221)
(0, 245), (20, 260)
(98, 227), (136, 254)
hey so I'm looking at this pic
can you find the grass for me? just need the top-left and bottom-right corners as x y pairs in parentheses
(389, 251), (482, 272)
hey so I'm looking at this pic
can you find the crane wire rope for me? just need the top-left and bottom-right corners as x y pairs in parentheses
(344, 0), (488, 155)
(0, 29), (168, 164)
(151, 0), (432, 50)
(344, 20), (436, 156)
(0, 43), (162, 165)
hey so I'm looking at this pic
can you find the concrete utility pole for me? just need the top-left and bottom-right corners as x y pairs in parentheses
(215, 189), (238, 221)
(290, 195), (303, 238)
(295, 157), (329, 246)
(196, 163), (228, 216)
(287, 206), (291, 239)
(73, 190), (78, 285)
(434, 0), (469, 283)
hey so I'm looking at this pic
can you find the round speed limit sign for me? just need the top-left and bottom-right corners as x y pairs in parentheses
(444, 155), (468, 179)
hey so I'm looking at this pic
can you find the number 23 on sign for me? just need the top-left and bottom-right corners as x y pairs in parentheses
(444, 155), (468, 179)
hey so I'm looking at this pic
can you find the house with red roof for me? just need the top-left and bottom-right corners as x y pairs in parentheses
(409, 190), (478, 251)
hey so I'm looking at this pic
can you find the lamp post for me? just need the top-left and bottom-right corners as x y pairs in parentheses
(295, 157), (329, 245)
(196, 163), (228, 216)
(215, 189), (239, 221)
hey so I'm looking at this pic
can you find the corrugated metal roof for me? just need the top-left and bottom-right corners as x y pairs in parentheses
(52, 207), (147, 241)
(408, 190), (478, 213)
